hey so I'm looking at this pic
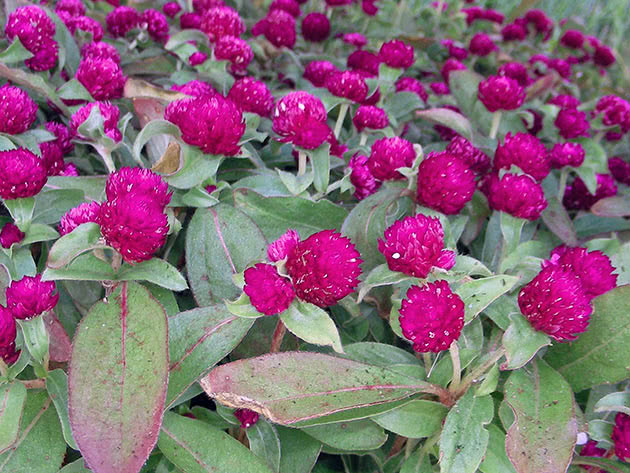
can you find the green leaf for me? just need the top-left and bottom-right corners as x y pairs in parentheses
(56, 78), (92, 102)
(594, 391), (630, 416)
(301, 419), (387, 451)
(277, 169), (314, 196)
(341, 183), (412, 271)
(4, 197), (35, 227)
(343, 342), (418, 367)
(225, 293), (264, 318)
(166, 305), (254, 407)
(17, 316), (49, 366)
(133, 119), (181, 164)
(574, 137), (608, 195)
(68, 282), (169, 473)
(21, 223), (59, 246)
(0, 382), (26, 453)
(46, 223), (106, 269)
(479, 425), (517, 473)
(277, 426), (322, 473)
(42, 252), (116, 282)
(158, 412), (274, 473)
(541, 195), (578, 246)
(439, 391), (493, 473)
(201, 352), (441, 425)
(500, 212), (525, 255)
(453, 256), (492, 277)
(165, 146), (223, 189)
(416, 108), (473, 140)
(546, 285), (630, 391)
(0, 390), (65, 473)
(279, 300), (344, 353)
(234, 189), (349, 241)
(46, 369), (78, 450)
(116, 258), (188, 291)
(33, 188), (85, 225)
(372, 400), (447, 438)
(166, 29), (209, 50)
(58, 458), (91, 473)
(246, 419), (282, 473)
(455, 275), (519, 323)
(358, 264), (413, 303)
(502, 312), (551, 370)
(308, 144), (331, 193)
(186, 204), (267, 305)
(504, 359), (577, 473)
(401, 446), (433, 473)
(573, 457), (630, 473)
(591, 196), (630, 217)
(448, 70), (482, 117)
(46, 176), (106, 201)
(0, 63), (69, 116)
(0, 38), (33, 64)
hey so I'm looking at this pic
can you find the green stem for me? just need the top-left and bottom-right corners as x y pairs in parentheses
(94, 144), (116, 173)
(334, 103), (349, 139)
(270, 319), (286, 353)
(359, 133), (368, 146)
(297, 151), (307, 176)
(454, 347), (506, 399)
(489, 111), (502, 140)
(448, 341), (461, 393)
(557, 167), (569, 202)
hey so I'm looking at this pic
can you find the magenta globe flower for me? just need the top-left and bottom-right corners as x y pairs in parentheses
(342, 33), (367, 48)
(304, 61), (338, 87)
(59, 202), (101, 235)
(5, 5), (58, 71)
(548, 142), (585, 169)
(200, 6), (245, 42)
(189, 52), (208, 66)
(243, 263), (295, 315)
(563, 174), (618, 210)
(106, 6), (140, 37)
(347, 50), (380, 76)
(171, 80), (216, 98)
(81, 42), (121, 63)
(0, 148), (47, 200)
(70, 102), (122, 142)
(486, 173), (548, 221)
(0, 223), (25, 249)
(270, 0), (301, 17)
(613, 413), (630, 461)
(518, 266), (592, 341)
(379, 214), (455, 278)
(609, 157), (630, 185)
(140, 9), (170, 43)
(494, 132), (550, 181)
(251, 9), (296, 49)
(214, 36), (253, 74)
(445, 136), (490, 175)
(6, 274), (59, 320)
(0, 85), (38, 135)
(285, 230), (362, 308)
(192, 0), (225, 13)
(163, 2), (182, 17)
(56, 0), (85, 18)
(267, 229), (300, 262)
(106, 167), (171, 209)
(441, 58), (466, 83)
(0, 307), (19, 365)
(378, 40), (414, 69)
(368, 137), (415, 181)
(478, 75), (526, 112)
(326, 71), (369, 103)
(228, 77), (274, 117)
(301, 12), (330, 42)
(555, 108), (590, 139)
(165, 95), (245, 156)
(234, 409), (259, 429)
(272, 91), (329, 149)
(416, 152), (476, 215)
(399, 281), (465, 353)
(396, 77), (428, 102)
(353, 106), (388, 132)
(497, 62), (530, 87)
(67, 16), (104, 42)
(76, 57), (126, 101)
(180, 13), (202, 29)
(349, 154), (381, 200)
(469, 33), (497, 56)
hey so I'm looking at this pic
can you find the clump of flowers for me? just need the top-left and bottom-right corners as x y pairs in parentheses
(5, 5), (58, 71)
(368, 137), (415, 181)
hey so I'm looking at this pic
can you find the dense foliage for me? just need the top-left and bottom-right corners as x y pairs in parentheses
(0, 0), (629, 472)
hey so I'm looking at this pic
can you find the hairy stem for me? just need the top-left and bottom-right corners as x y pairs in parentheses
(449, 341), (461, 393)
(334, 103), (349, 139)
(489, 111), (502, 140)
(270, 319), (287, 353)
(298, 151), (307, 176)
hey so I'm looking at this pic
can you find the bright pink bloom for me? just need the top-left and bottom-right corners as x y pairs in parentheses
(469, 33), (497, 56)
(353, 106), (388, 132)
(0, 223), (24, 249)
(430, 82), (450, 95)
(165, 96), (245, 156)
(251, 9), (296, 49)
(180, 13), (202, 29)
(524, 9), (553, 38)
(163, 2), (182, 17)
(171, 80), (216, 97)
(70, 102), (122, 142)
(201, 6), (244, 42)
(379, 214), (454, 278)
(105, 167), (171, 207)
(482, 8), (504, 24)
(442, 39), (468, 60)
(497, 62), (530, 87)
(56, 0), (86, 17)
(519, 266), (592, 341)
(76, 57), (126, 101)
(0, 307), (19, 364)
(6, 274), (58, 320)
(441, 58), (466, 83)
(478, 76), (525, 112)
(189, 51), (208, 66)
(399, 281), (465, 353)
(325, 70), (369, 103)
(502, 22), (527, 41)
(555, 108), (589, 139)
(0, 149), (47, 200)
(228, 78), (274, 117)
(445, 136), (490, 175)
(544, 246), (617, 300)
(396, 77), (428, 102)
(347, 50), (380, 76)
(5, 5), (58, 71)
(244, 263), (295, 315)
(379, 40), (414, 69)
(214, 35), (253, 73)
(0, 85), (37, 135)
(268, 229), (300, 262)
(67, 16), (104, 42)
(304, 61), (338, 87)
(613, 413), (630, 461)
(286, 230), (362, 308)
(593, 44), (615, 68)
(417, 152), (475, 215)
(106, 6), (140, 37)
(609, 156), (630, 185)
(62, 163), (79, 176)
(192, 0), (225, 13)
(140, 9), (169, 43)
(580, 440), (607, 470)
(595, 95), (630, 135)
(81, 42), (121, 63)
(550, 58), (571, 79)
(342, 33), (367, 48)
(234, 409), (259, 428)
(486, 173), (548, 220)
(549, 142), (585, 169)
(368, 137), (415, 181)
(270, 0), (301, 17)
(494, 132), (550, 181)
(40, 139), (65, 176)
(45, 121), (74, 156)
(59, 201), (101, 235)
(349, 154), (380, 200)
(301, 12), (330, 42)
(326, 0), (352, 5)
(549, 94), (580, 109)
(563, 174), (618, 210)
(272, 91), (328, 149)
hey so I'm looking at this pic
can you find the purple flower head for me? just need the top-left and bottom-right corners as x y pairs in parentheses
(106, 6), (140, 37)
(497, 62), (530, 87)
(0, 223), (24, 249)
(0, 307), (19, 364)
(59, 201), (101, 235)
(478, 75), (526, 112)
(163, 2), (182, 18)
(342, 33), (367, 48)
(469, 33), (497, 56)
(446, 136), (490, 175)
(595, 95), (630, 134)
(56, 0), (86, 18)
(68, 16), (104, 42)
(301, 12), (330, 42)
(214, 35), (253, 74)
(304, 61), (338, 87)
(201, 6), (245, 42)
(441, 58), (466, 83)
(353, 106), (388, 132)
(70, 101), (122, 142)
(609, 156), (630, 185)
(189, 51), (208, 66)
(555, 108), (589, 139)
(326, 70), (369, 103)
(5, 5), (58, 71)
(140, 9), (170, 43)
(268, 229), (300, 262)
(549, 94), (580, 109)
(105, 167), (171, 208)
(379, 40), (414, 69)
(613, 413), (630, 461)
(76, 57), (126, 101)
(494, 132), (550, 181)
(272, 91), (328, 149)
(349, 154), (381, 200)
(251, 9), (296, 49)
(171, 80), (216, 98)
(192, 0), (225, 13)
(563, 174), (618, 210)
(502, 22), (527, 42)
(368, 137), (415, 181)
(180, 13), (202, 29)
(228, 77), (274, 117)
(396, 77), (428, 102)
(0, 85), (37, 135)
(270, 0), (301, 17)
(347, 50), (380, 76)
(234, 409), (259, 429)
(244, 263), (295, 315)
(6, 274), (59, 320)
(81, 42), (121, 63)
(486, 173), (547, 220)
(0, 148), (47, 200)
(593, 44), (615, 68)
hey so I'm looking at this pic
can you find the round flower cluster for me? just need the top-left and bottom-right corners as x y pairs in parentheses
(5, 6), (58, 71)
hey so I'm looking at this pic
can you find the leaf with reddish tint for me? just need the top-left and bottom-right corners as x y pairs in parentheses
(591, 196), (630, 217)
(186, 204), (268, 306)
(504, 358), (577, 473)
(166, 305), (254, 407)
(44, 311), (72, 363)
(68, 282), (169, 473)
(416, 108), (473, 140)
(541, 196), (578, 247)
(200, 352), (444, 425)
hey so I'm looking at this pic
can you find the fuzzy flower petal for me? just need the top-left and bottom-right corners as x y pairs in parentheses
(59, 201), (102, 235)
(268, 229), (300, 262)
(244, 263), (295, 315)
(6, 274), (59, 320)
